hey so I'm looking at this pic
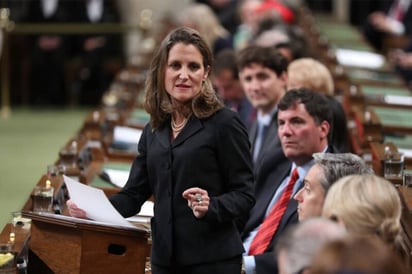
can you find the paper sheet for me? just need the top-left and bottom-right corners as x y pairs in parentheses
(399, 148), (412, 158)
(103, 168), (130, 188)
(126, 201), (154, 224)
(63, 175), (135, 228)
(336, 48), (385, 69)
(113, 126), (142, 144)
(137, 201), (154, 217)
(384, 95), (412, 106)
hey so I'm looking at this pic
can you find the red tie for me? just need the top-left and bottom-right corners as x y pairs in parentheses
(394, 1), (404, 21)
(248, 168), (299, 255)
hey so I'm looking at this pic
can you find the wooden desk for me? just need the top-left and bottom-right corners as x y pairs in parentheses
(345, 68), (405, 87)
(21, 174), (66, 213)
(369, 142), (412, 185)
(342, 83), (412, 117)
(352, 107), (383, 146)
(315, 19), (365, 45)
(385, 134), (412, 170)
(0, 223), (30, 273)
(371, 106), (412, 135)
(22, 211), (150, 274)
(369, 142), (398, 178)
(382, 34), (409, 57)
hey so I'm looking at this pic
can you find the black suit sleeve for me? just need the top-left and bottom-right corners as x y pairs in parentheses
(109, 125), (153, 217)
(206, 113), (255, 223)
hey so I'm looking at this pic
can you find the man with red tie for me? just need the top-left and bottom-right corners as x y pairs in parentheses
(239, 88), (337, 274)
(363, 0), (412, 51)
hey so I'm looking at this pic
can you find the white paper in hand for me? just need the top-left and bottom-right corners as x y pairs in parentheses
(63, 175), (135, 228)
(103, 168), (129, 188)
(126, 201), (154, 224)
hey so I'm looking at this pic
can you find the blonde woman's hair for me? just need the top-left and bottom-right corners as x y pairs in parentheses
(310, 235), (408, 274)
(287, 57), (334, 96)
(322, 174), (406, 259)
(178, 3), (230, 50)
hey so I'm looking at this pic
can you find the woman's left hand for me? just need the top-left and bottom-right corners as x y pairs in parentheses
(182, 187), (210, 218)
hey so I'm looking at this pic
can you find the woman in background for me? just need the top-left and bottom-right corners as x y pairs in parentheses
(179, 3), (233, 56)
(322, 174), (408, 264)
(311, 235), (408, 274)
(287, 57), (350, 152)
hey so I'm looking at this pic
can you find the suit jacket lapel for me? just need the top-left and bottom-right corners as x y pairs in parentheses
(256, 111), (280, 164)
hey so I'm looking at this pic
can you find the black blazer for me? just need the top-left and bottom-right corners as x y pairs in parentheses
(241, 145), (338, 274)
(110, 108), (255, 267)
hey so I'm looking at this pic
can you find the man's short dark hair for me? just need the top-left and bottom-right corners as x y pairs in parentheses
(236, 45), (288, 76)
(279, 88), (333, 131)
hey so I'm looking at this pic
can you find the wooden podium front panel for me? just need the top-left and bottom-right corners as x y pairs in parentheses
(30, 221), (82, 273)
(25, 212), (150, 274)
(80, 230), (147, 274)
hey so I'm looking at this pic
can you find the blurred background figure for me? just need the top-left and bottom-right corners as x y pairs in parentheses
(70, 0), (124, 106)
(322, 174), (409, 264)
(233, 0), (261, 50)
(211, 49), (255, 129)
(254, 27), (296, 62)
(179, 3), (233, 56)
(251, 4), (308, 62)
(275, 217), (347, 274)
(287, 57), (350, 152)
(363, 0), (412, 51)
(236, 45), (287, 166)
(254, 0), (296, 24)
(311, 235), (409, 274)
(195, 0), (240, 34)
(26, 0), (73, 105)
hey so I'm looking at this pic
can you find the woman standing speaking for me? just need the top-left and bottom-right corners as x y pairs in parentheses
(68, 27), (255, 274)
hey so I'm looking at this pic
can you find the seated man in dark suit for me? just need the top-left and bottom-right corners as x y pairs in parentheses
(240, 88), (336, 274)
(237, 45), (288, 170)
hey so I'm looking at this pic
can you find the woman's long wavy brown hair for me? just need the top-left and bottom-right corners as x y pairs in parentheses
(143, 27), (223, 131)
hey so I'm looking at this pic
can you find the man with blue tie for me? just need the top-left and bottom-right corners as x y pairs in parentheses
(237, 45), (288, 172)
(240, 88), (337, 274)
